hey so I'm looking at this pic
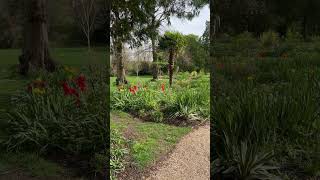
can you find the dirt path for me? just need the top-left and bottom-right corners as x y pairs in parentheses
(145, 125), (210, 180)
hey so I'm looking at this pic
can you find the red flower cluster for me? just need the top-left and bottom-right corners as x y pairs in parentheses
(75, 75), (86, 91)
(129, 85), (138, 95)
(161, 83), (165, 92)
(62, 82), (79, 97)
(62, 81), (81, 105)
(61, 75), (86, 106)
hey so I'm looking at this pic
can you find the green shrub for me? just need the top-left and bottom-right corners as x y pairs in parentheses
(149, 111), (163, 123)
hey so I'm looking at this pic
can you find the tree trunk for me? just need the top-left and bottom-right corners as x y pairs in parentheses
(115, 40), (127, 85)
(19, 0), (56, 75)
(168, 49), (174, 87)
(87, 35), (91, 51)
(151, 36), (158, 80)
(302, 15), (307, 40)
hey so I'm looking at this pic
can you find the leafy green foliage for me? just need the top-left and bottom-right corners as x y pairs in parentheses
(4, 66), (108, 165)
(159, 31), (186, 53)
(213, 37), (320, 179)
(111, 73), (209, 124)
(213, 142), (279, 180)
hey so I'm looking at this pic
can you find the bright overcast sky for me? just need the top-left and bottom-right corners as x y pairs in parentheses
(161, 5), (210, 37)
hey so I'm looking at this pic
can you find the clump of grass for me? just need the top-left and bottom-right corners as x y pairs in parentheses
(110, 128), (128, 179)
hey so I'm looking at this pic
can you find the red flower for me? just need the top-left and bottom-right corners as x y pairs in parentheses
(75, 75), (86, 91)
(62, 81), (80, 106)
(161, 83), (165, 92)
(129, 85), (138, 95)
(62, 81), (79, 97)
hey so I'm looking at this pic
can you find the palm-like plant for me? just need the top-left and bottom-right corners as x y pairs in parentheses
(213, 138), (279, 180)
(159, 31), (185, 86)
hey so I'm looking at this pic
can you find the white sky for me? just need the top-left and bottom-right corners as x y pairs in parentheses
(161, 5), (210, 37)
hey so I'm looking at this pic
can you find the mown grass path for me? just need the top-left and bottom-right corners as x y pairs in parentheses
(145, 125), (210, 180)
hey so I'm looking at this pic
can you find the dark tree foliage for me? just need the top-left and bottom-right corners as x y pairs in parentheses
(214, 0), (320, 38)
(139, 0), (209, 80)
(0, 0), (111, 48)
(111, 0), (147, 85)
(0, 0), (24, 48)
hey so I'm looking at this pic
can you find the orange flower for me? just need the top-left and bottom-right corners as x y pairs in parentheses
(161, 83), (165, 92)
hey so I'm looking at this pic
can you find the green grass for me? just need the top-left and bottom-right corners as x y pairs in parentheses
(0, 47), (106, 178)
(0, 153), (63, 177)
(110, 75), (153, 91)
(0, 48), (106, 66)
(111, 111), (191, 170)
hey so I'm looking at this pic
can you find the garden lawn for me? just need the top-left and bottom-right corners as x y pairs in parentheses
(0, 47), (106, 178)
(111, 111), (191, 175)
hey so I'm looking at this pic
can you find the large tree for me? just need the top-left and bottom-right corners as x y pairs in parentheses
(111, 0), (146, 85)
(141, 0), (208, 80)
(19, 0), (56, 75)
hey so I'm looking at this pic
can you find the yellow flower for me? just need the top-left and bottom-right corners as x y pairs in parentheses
(64, 66), (70, 71)
(117, 85), (125, 92)
(33, 88), (45, 95)
(64, 66), (78, 74)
